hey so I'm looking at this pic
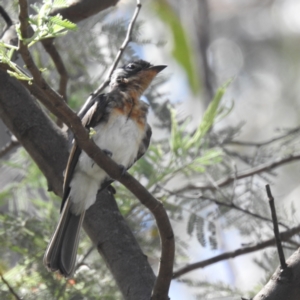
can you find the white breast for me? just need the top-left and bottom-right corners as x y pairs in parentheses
(69, 113), (145, 215)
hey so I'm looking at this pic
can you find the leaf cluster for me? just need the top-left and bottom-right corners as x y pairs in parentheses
(19, 0), (77, 47)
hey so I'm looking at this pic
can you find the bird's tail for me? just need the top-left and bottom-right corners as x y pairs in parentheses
(43, 197), (85, 278)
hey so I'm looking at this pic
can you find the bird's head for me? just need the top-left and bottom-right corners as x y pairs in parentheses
(110, 60), (167, 96)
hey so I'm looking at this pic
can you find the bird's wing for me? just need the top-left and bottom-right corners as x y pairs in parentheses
(60, 94), (108, 211)
(127, 123), (152, 171)
(137, 123), (152, 161)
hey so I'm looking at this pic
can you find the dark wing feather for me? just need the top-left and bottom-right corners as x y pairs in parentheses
(60, 94), (108, 211)
(137, 123), (152, 161)
(126, 123), (152, 171)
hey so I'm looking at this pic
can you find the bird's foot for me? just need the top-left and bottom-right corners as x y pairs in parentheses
(103, 149), (112, 157)
(107, 185), (116, 195)
(119, 164), (127, 176)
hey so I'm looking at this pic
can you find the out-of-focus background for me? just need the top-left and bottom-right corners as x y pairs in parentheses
(1, 0), (300, 299)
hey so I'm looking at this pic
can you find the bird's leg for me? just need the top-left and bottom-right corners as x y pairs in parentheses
(107, 185), (116, 194)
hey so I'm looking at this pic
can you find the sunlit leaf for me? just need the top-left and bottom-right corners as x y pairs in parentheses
(152, 0), (200, 94)
(186, 80), (231, 150)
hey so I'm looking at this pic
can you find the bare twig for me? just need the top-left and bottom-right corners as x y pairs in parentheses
(266, 184), (287, 270)
(184, 154), (300, 191)
(285, 239), (300, 248)
(228, 127), (300, 147)
(75, 245), (95, 269)
(0, 5), (18, 59)
(0, 271), (22, 300)
(199, 195), (288, 229)
(173, 223), (300, 278)
(0, 136), (19, 158)
(42, 39), (69, 127)
(159, 185), (289, 230)
(0, 5), (13, 32)
(42, 39), (68, 101)
(17, 1), (174, 298)
(78, 0), (142, 118)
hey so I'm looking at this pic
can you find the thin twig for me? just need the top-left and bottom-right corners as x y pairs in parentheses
(0, 136), (19, 158)
(42, 38), (69, 127)
(159, 185), (289, 229)
(173, 223), (300, 278)
(42, 39), (68, 101)
(0, 271), (22, 300)
(184, 154), (300, 191)
(78, 0), (142, 118)
(285, 239), (300, 248)
(202, 195), (288, 229)
(75, 245), (95, 269)
(0, 5), (13, 32)
(266, 184), (287, 270)
(228, 127), (300, 147)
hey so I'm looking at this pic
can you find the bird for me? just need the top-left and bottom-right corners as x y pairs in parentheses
(43, 59), (167, 278)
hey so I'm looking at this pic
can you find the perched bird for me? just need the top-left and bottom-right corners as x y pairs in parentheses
(43, 60), (166, 277)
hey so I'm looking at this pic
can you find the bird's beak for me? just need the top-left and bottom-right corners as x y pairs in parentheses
(147, 65), (167, 74)
(134, 64), (167, 93)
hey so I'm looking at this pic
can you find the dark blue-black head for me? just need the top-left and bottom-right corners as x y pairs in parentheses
(110, 60), (167, 94)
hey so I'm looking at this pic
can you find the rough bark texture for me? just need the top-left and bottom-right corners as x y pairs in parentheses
(253, 249), (300, 300)
(0, 68), (68, 195)
(51, 0), (119, 23)
(84, 189), (156, 300)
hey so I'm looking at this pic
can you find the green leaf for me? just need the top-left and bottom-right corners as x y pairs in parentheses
(170, 107), (180, 154)
(153, 0), (200, 94)
(196, 216), (206, 247)
(49, 15), (77, 31)
(186, 80), (231, 150)
(187, 213), (197, 236)
(53, 0), (68, 8)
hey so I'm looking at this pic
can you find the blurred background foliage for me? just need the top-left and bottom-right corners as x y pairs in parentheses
(1, 0), (300, 299)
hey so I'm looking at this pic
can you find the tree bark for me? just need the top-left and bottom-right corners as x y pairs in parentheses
(84, 189), (156, 300)
(253, 248), (300, 300)
(51, 0), (119, 23)
(0, 68), (68, 195)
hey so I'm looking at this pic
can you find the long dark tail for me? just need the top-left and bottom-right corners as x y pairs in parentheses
(43, 198), (85, 278)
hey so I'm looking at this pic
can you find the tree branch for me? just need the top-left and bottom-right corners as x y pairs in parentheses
(266, 184), (287, 270)
(0, 5), (13, 32)
(228, 127), (300, 147)
(0, 271), (22, 300)
(42, 39), (68, 100)
(0, 65), (68, 195)
(173, 223), (300, 278)
(253, 249), (299, 300)
(50, 0), (119, 24)
(41, 38), (69, 127)
(184, 154), (300, 191)
(174, 191), (289, 229)
(83, 190), (156, 300)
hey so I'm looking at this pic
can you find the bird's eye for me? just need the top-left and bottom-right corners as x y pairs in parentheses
(127, 63), (136, 70)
